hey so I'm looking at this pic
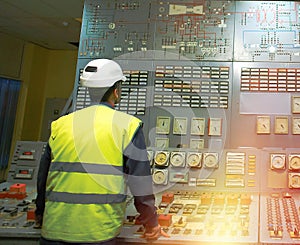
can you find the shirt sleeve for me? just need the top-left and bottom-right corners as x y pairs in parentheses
(123, 126), (158, 228)
(35, 143), (51, 216)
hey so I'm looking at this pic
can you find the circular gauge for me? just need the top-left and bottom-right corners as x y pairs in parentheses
(187, 153), (202, 168)
(271, 154), (285, 170)
(289, 155), (300, 170)
(289, 173), (300, 188)
(170, 152), (185, 167)
(152, 170), (167, 185)
(154, 151), (169, 166)
(203, 153), (218, 168)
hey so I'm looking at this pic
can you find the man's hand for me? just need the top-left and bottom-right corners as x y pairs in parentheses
(34, 214), (43, 229)
(141, 225), (170, 240)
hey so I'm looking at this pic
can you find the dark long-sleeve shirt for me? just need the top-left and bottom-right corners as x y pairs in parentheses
(35, 109), (158, 228)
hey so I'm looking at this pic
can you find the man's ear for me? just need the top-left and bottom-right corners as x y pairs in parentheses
(113, 87), (119, 100)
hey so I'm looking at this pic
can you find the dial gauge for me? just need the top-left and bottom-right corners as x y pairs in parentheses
(292, 117), (300, 135)
(156, 116), (170, 134)
(173, 117), (188, 135)
(187, 152), (202, 168)
(191, 118), (205, 136)
(208, 118), (222, 136)
(292, 96), (300, 114)
(288, 173), (300, 188)
(154, 151), (170, 167)
(256, 116), (271, 134)
(274, 116), (288, 134)
(289, 154), (300, 170)
(270, 154), (286, 170)
(170, 152), (186, 167)
(152, 169), (168, 185)
(203, 153), (219, 168)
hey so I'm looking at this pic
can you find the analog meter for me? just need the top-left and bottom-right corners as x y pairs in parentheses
(289, 173), (300, 188)
(152, 169), (168, 185)
(154, 151), (170, 167)
(187, 152), (202, 168)
(170, 152), (186, 167)
(289, 154), (300, 170)
(270, 154), (285, 170)
(203, 153), (219, 168)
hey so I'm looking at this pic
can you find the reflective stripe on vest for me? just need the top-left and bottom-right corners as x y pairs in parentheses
(49, 162), (123, 175)
(46, 191), (126, 204)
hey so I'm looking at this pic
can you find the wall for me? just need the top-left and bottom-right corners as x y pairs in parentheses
(44, 51), (77, 98)
(0, 33), (77, 181)
(0, 33), (24, 79)
(18, 45), (77, 141)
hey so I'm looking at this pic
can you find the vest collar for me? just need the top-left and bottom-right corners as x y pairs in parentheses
(99, 102), (115, 109)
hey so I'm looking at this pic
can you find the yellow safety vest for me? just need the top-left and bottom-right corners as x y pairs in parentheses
(42, 104), (141, 242)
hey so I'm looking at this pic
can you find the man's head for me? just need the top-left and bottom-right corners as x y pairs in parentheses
(80, 59), (126, 104)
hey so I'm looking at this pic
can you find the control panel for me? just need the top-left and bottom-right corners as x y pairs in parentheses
(121, 190), (259, 244)
(121, 148), (300, 244)
(0, 141), (46, 240)
(3, 0), (300, 244)
(73, 0), (300, 244)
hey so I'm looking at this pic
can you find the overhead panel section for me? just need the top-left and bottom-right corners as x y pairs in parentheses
(151, 0), (235, 61)
(234, 1), (300, 62)
(78, 0), (235, 61)
(79, 0), (153, 60)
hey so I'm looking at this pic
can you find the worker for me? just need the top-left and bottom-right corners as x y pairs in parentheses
(35, 59), (169, 245)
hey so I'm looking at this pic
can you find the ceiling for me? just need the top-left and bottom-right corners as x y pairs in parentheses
(0, 0), (84, 50)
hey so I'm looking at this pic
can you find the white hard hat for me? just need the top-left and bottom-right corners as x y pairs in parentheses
(80, 59), (126, 88)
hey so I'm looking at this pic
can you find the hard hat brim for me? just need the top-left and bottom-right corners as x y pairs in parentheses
(80, 75), (126, 88)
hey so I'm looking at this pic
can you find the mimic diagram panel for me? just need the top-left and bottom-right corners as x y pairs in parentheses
(79, 0), (300, 62)
(234, 1), (300, 62)
(79, 0), (235, 61)
(150, 0), (235, 61)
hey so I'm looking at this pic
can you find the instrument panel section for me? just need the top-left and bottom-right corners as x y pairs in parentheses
(259, 148), (300, 244)
(260, 193), (300, 244)
(230, 62), (300, 149)
(153, 62), (230, 109)
(148, 148), (260, 192)
(6, 141), (46, 185)
(149, 60), (232, 149)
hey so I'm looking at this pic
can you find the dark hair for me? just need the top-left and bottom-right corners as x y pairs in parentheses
(101, 80), (122, 102)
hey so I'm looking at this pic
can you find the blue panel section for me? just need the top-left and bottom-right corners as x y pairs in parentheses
(0, 78), (21, 169)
